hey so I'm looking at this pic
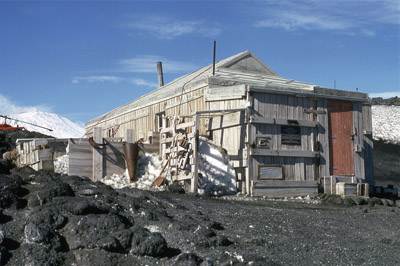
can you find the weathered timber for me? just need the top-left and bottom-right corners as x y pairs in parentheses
(251, 180), (318, 197)
(250, 149), (319, 158)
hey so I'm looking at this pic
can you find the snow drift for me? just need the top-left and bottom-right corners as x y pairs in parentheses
(100, 138), (237, 196)
(7, 111), (85, 138)
(372, 105), (400, 144)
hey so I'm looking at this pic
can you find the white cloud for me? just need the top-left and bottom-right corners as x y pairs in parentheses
(131, 78), (158, 88)
(123, 16), (221, 39)
(253, 0), (399, 36)
(255, 12), (352, 32)
(72, 76), (124, 84)
(118, 55), (198, 73)
(0, 94), (52, 115)
(72, 75), (159, 89)
(369, 91), (400, 98)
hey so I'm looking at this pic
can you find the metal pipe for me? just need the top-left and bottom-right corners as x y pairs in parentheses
(157, 61), (164, 87)
(213, 41), (216, 76)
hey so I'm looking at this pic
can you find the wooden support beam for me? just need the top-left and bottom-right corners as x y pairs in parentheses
(126, 129), (135, 143)
(191, 114), (200, 193)
(250, 116), (319, 128)
(250, 148), (320, 158)
(251, 180), (318, 197)
(160, 121), (195, 134)
(92, 127), (104, 181)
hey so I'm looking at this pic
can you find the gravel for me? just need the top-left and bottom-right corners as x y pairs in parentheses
(0, 167), (399, 266)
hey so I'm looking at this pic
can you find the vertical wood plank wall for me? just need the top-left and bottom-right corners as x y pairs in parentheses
(362, 103), (374, 183)
(353, 102), (365, 180)
(250, 92), (326, 181)
(88, 87), (208, 141)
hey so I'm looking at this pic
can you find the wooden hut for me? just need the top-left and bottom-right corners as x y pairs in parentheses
(86, 51), (374, 196)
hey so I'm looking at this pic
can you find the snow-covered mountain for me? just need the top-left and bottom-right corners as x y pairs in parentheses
(372, 105), (400, 144)
(6, 111), (85, 138)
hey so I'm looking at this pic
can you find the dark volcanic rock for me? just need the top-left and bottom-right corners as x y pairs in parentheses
(0, 230), (5, 245)
(27, 181), (74, 208)
(63, 214), (129, 251)
(19, 243), (63, 266)
(28, 205), (67, 229)
(10, 166), (37, 181)
(0, 246), (7, 265)
(54, 196), (111, 215)
(322, 194), (344, 205)
(0, 174), (26, 209)
(173, 252), (203, 266)
(0, 159), (13, 174)
(112, 229), (133, 250)
(24, 223), (62, 251)
(167, 182), (186, 194)
(130, 226), (168, 257)
(372, 96), (400, 106)
(72, 249), (132, 266)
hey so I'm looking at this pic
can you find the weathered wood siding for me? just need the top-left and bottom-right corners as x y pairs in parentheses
(249, 92), (323, 181)
(207, 98), (247, 157)
(362, 103), (374, 183)
(87, 87), (208, 141)
(352, 102), (365, 179)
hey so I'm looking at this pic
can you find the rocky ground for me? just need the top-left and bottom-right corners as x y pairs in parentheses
(0, 165), (399, 266)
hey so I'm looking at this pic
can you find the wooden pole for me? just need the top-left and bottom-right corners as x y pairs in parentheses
(191, 114), (200, 193)
(126, 129), (135, 143)
(92, 127), (104, 181)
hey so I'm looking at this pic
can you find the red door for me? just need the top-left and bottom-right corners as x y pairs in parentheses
(328, 101), (354, 176)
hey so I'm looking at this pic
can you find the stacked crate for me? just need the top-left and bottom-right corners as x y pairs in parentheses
(15, 138), (68, 171)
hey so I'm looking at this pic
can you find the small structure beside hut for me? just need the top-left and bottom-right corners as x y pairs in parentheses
(85, 51), (374, 197)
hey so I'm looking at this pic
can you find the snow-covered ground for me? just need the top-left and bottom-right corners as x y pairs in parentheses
(100, 138), (237, 196)
(101, 153), (165, 191)
(372, 105), (400, 144)
(6, 111), (85, 138)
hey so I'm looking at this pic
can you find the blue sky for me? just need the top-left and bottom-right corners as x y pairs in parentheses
(0, 0), (399, 125)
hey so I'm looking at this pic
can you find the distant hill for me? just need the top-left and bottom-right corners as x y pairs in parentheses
(6, 111), (85, 138)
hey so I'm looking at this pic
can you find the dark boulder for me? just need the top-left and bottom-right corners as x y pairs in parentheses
(63, 214), (129, 251)
(27, 181), (74, 208)
(130, 226), (168, 257)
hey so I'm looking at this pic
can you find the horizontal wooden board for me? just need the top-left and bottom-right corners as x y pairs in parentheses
(208, 111), (244, 131)
(160, 121), (195, 134)
(205, 84), (247, 101)
(252, 188), (318, 197)
(252, 180), (318, 188)
(250, 149), (319, 158)
(250, 116), (319, 128)
(251, 180), (318, 197)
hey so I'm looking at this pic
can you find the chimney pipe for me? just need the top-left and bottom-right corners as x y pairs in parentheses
(213, 41), (216, 76)
(157, 61), (164, 87)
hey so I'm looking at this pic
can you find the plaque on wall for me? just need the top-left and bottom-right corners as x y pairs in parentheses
(258, 165), (283, 180)
(281, 126), (301, 145)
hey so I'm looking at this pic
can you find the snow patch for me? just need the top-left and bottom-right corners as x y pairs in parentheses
(372, 105), (400, 144)
(101, 153), (165, 191)
(54, 155), (69, 175)
(197, 137), (237, 196)
(100, 138), (237, 196)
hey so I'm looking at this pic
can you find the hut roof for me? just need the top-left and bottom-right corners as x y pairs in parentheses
(86, 51), (314, 127)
